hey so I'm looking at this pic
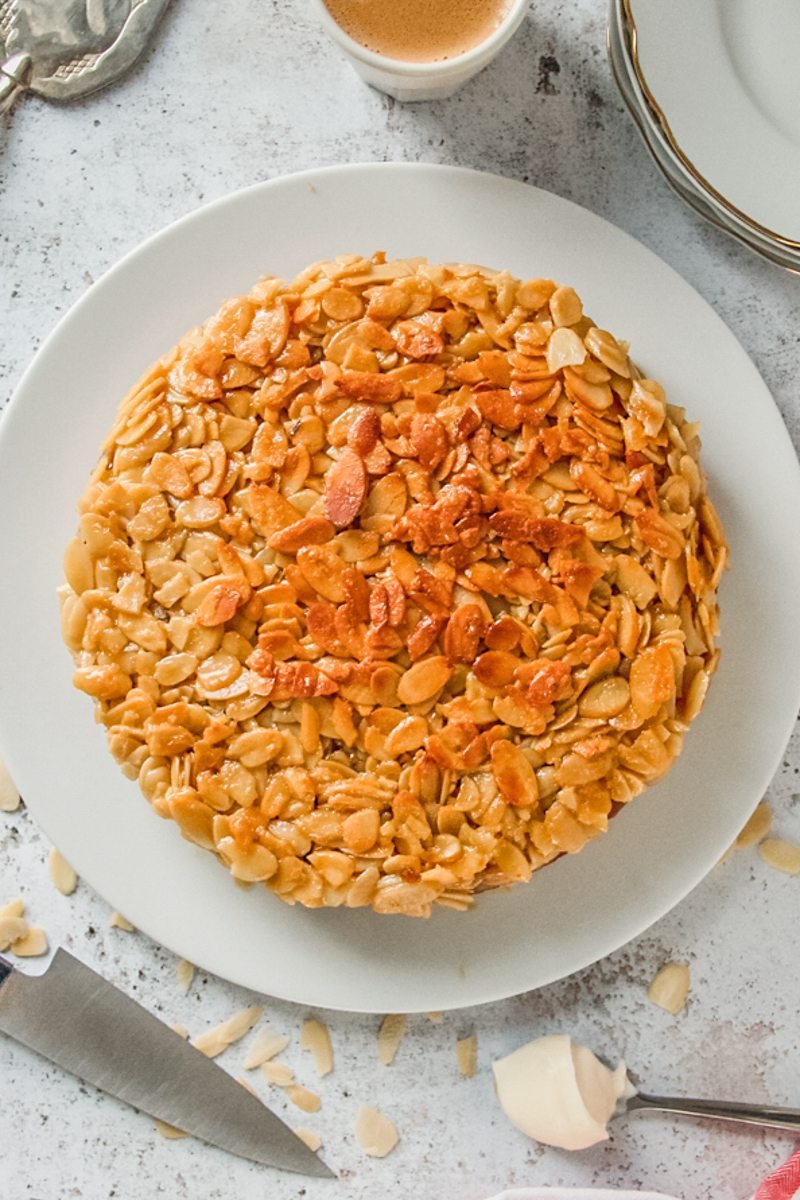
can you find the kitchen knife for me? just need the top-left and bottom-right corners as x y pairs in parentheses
(0, 949), (333, 1178)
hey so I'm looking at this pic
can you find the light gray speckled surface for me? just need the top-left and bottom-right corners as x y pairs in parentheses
(1, 2), (799, 1198)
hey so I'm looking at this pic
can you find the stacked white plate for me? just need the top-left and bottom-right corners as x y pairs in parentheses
(608, 0), (800, 273)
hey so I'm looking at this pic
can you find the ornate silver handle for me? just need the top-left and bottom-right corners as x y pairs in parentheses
(629, 1091), (800, 1134)
(0, 52), (32, 114)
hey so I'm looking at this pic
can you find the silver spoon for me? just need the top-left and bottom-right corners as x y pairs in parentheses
(617, 1086), (800, 1134)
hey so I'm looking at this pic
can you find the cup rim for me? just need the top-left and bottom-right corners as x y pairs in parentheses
(308, 0), (529, 77)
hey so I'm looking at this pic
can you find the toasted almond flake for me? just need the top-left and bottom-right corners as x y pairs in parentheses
(109, 911), (135, 931)
(300, 1018), (334, 1078)
(0, 755), (20, 813)
(243, 1028), (291, 1070)
(261, 1061), (295, 1086)
(0, 898), (24, 920)
(425, 1012), (443, 1023)
(296, 1128), (322, 1153)
(0, 915), (30, 951)
(170, 1023), (189, 1039)
(647, 961), (690, 1014)
(759, 838), (800, 875)
(48, 848), (78, 896)
(154, 1119), (187, 1140)
(285, 1084), (321, 1113)
(191, 1005), (263, 1058)
(456, 1034), (478, 1078)
(354, 1105), (399, 1158)
(12, 925), (48, 957)
(377, 1013), (406, 1066)
(736, 803), (772, 849)
(237, 1075), (259, 1097)
(176, 958), (195, 994)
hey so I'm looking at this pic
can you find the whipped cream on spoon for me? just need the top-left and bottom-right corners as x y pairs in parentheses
(493, 1034), (800, 1149)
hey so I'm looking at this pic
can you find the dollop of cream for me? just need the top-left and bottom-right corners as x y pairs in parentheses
(492, 1034), (633, 1150)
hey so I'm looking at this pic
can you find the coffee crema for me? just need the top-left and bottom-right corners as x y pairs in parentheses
(323, 0), (512, 64)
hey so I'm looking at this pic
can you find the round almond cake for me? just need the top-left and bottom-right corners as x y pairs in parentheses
(60, 254), (727, 917)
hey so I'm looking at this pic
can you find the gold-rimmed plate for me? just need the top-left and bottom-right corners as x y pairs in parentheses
(623, 0), (800, 254)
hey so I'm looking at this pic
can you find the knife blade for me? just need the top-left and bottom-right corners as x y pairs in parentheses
(0, 949), (333, 1178)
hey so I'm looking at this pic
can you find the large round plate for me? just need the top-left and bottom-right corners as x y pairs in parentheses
(626, 0), (800, 247)
(1, 164), (798, 1012)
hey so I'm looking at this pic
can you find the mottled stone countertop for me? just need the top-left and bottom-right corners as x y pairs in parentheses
(1, 2), (799, 1198)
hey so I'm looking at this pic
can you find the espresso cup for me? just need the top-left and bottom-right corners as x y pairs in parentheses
(308, 0), (529, 102)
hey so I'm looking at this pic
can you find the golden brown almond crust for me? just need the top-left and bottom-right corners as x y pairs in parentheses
(60, 254), (727, 917)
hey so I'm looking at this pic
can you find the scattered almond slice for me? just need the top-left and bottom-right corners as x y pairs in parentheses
(170, 1023), (190, 1039)
(243, 1028), (290, 1070)
(647, 961), (690, 1014)
(300, 1018), (333, 1077)
(759, 838), (800, 875)
(175, 959), (195, 994)
(736, 802), (772, 849)
(0, 754), (21, 812)
(261, 1061), (295, 1087)
(425, 1012), (443, 1023)
(285, 1084), (321, 1113)
(12, 926), (48, 957)
(0, 915), (30, 951)
(296, 1128), (322, 1153)
(191, 1005), (263, 1059)
(237, 1075), (259, 1098)
(48, 848), (78, 896)
(0, 898), (24, 920)
(109, 912), (134, 931)
(354, 1104), (399, 1158)
(377, 1013), (406, 1065)
(154, 1119), (187, 1140)
(456, 1034), (478, 1078)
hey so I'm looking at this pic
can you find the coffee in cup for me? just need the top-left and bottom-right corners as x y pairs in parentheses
(322, 0), (513, 64)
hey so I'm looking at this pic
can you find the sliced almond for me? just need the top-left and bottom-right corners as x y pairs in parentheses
(425, 1012), (443, 1023)
(285, 1084), (321, 1113)
(154, 1119), (187, 1140)
(237, 1075), (259, 1098)
(0, 898), (24, 920)
(759, 838), (800, 875)
(377, 1013), (406, 1066)
(456, 1034), (478, 1078)
(0, 915), (30, 951)
(647, 961), (690, 1014)
(261, 1061), (295, 1086)
(736, 802), (772, 849)
(296, 1128), (322, 1153)
(191, 1005), (262, 1058)
(243, 1028), (291, 1070)
(0, 754), (21, 813)
(324, 447), (367, 528)
(354, 1105), (399, 1158)
(12, 925), (48, 957)
(109, 911), (135, 931)
(170, 1023), (189, 1039)
(175, 959), (195, 994)
(300, 1018), (334, 1078)
(48, 848), (78, 896)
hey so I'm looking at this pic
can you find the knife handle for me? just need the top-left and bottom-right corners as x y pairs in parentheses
(0, 955), (14, 987)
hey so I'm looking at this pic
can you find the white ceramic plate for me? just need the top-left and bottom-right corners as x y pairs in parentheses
(608, 1), (800, 273)
(628, 0), (800, 247)
(1, 164), (799, 1013)
(488, 1190), (680, 1200)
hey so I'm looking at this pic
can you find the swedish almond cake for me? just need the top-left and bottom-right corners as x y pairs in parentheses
(60, 254), (727, 918)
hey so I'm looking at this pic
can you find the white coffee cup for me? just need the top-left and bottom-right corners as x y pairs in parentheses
(308, 0), (529, 102)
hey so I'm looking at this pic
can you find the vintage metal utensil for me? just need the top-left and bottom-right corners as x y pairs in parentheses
(616, 1084), (800, 1134)
(0, 0), (171, 114)
(0, 949), (333, 1177)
